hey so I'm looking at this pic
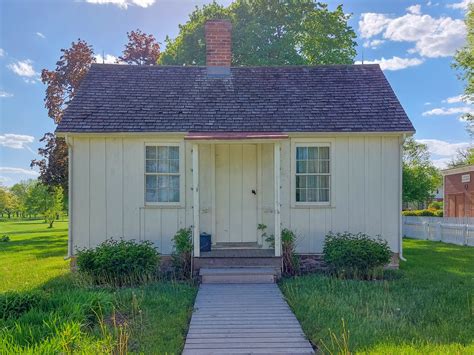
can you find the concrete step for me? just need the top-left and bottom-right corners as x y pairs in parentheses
(200, 267), (277, 284)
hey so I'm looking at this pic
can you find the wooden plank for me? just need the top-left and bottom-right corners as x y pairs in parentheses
(183, 284), (314, 354)
(192, 144), (200, 257)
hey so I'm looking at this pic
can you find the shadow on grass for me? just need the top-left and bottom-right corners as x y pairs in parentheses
(0, 236), (67, 258)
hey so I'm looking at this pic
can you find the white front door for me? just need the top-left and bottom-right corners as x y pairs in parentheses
(215, 144), (258, 243)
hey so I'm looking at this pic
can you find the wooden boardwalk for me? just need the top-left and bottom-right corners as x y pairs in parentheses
(183, 284), (314, 354)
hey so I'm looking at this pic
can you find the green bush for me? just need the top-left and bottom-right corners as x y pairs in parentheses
(0, 292), (44, 320)
(402, 209), (441, 217)
(323, 232), (392, 279)
(76, 239), (160, 286)
(171, 228), (193, 279)
(428, 201), (443, 210)
(0, 234), (10, 242)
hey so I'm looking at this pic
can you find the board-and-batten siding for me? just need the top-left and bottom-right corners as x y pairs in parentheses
(71, 135), (401, 255)
(282, 136), (400, 253)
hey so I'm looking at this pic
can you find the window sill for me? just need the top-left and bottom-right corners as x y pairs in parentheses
(291, 203), (335, 209)
(142, 204), (185, 209)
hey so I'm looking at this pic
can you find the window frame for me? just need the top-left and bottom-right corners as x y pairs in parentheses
(291, 139), (335, 208)
(144, 142), (185, 207)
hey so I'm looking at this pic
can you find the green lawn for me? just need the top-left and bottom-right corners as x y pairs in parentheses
(280, 239), (474, 354)
(0, 219), (197, 354)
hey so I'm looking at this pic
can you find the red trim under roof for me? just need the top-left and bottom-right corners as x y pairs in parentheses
(185, 132), (289, 140)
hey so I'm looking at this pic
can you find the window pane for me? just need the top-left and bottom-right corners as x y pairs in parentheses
(319, 175), (330, 189)
(169, 147), (179, 160)
(319, 189), (330, 202)
(319, 160), (330, 174)
(146, 160), (157, 173)
(307, 160), (317, 173)
(157, 146), (168, 159)
(296, 175), (306, 188)
(169, 189), (179, 202)
(296, 147), (307, 160)
(146, 146), (157, 159)
(146, 175), (157, 189)
(158, 189), (169, 202)
(170, 175), (180, 189)
(157, 160), (168, 173)
(306, 175), (316, 188)
(307, 189), (318, 202)
(169, 159), (179, 173)
(308, 147), (318, 159)
(157, 175), (168, 188)
(146, 189), (157, 202)
(296, 161), (306, 173)
(296, 189), (306, 202)
(319, 147), (329, 159)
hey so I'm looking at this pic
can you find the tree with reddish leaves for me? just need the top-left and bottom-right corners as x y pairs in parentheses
(119, 29), (161, 65)
(32, 39), (96, 192)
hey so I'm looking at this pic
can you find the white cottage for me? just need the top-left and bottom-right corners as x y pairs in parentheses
(57, 20), (414, 271)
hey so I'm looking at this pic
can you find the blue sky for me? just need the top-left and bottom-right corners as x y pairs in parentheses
(0, 0), (473, 186)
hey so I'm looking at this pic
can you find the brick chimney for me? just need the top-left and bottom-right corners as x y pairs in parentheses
(205, 19), (232, 74)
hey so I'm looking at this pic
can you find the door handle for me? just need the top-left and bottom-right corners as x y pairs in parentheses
(252, 189), (256, 195)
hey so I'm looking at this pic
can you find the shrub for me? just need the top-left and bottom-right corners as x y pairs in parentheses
(258, 224), (299, 276)
(402, 209), (440, 217)
(428, 201), (443, 210)
(0, 234), (10, 242)
(76, 239), (160, 286)
(0, 292), (43, 320)
(171, 228), (193, 279)
(323, 232), (392, 279)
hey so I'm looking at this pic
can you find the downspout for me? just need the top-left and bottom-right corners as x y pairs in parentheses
(66, 135), (74, 258)
(399, 133), (407, 262)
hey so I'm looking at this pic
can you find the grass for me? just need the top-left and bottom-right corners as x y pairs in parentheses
(280, 239), (474, 354)
(0, 218), (197, 353)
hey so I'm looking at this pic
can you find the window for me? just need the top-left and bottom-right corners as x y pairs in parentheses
(295, 146), (330, 203)
(145, 145), (180, 203)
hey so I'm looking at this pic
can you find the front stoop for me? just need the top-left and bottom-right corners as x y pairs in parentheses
(200, 267), (277, 284)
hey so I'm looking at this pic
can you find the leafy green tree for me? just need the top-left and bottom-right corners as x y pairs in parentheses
(448, 147), (474, 168)
(25, 182), (51, 218)
(44, 186), (64, 228)
(403, 138), (442, 205)
(453, 4), (473, 130)
(160, 0), (357, 66)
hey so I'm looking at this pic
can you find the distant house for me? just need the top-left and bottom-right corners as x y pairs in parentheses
(443, 165), (473, 217)
(56, 20), (414, 270)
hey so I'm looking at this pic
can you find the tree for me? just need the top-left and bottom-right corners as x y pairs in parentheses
(32, 40), (96, 192)
(403, 138), (442, 205)
(44, 186), (64, 228)
(159, 0), (357, 66)
(119, 29), (161, 65)
(453, 4), (473, 131)
(448, 147), (474, 168)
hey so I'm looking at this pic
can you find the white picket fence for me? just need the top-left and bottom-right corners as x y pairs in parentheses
(402, 216), (474, 246)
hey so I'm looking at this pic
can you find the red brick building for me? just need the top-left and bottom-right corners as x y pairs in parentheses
(443, 165), (474, 217)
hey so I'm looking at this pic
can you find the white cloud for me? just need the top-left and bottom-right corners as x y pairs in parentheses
(359, 9), (466, 58)
(94, 54), (119, 64)
(7, 60), (40, 83)
(447, 0), (473, 10)
(0, 134), (35, 150)
(422, 106), (473, 117)
(85, 0), (155, 9)
(425, 102), (432, 105)
(442, 94), (472, 104)
(0, 48), (4, 57)
(417, 139), (472, 169)
(36, 32), (46, 39)
(359, 13), (392, 38)
(355, 56), (424, 71)
(407, 4), (422, 14)
(0, 167), (39, 176)
(0, 90), (13, 98)
(417, 139), (470, 156)
(363, 39), (385, 49)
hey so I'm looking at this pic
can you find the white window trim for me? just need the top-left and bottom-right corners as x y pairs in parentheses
(291, 139), (336, 208)
(144, 141), (185, 207)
